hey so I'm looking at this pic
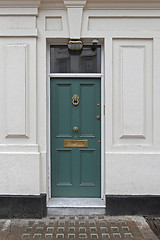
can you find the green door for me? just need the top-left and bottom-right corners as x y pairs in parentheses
(50, 78), (101, 197)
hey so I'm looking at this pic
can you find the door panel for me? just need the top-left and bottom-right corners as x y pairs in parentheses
(56, 83), (72, 136)
(50, 78), (101, 197)
(80, 150), (96, 186)
(80, 84), (95, 136)
(56, 149), (72, 186)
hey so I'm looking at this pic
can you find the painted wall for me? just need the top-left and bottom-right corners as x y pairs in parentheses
(0, 0), (160, 197)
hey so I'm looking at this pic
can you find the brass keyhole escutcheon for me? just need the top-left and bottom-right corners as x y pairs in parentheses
(73, 126), (79, 132)
(72, 94), (79, 106)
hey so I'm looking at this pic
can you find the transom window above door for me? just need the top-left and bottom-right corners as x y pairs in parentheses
(50, 45), (101, 73)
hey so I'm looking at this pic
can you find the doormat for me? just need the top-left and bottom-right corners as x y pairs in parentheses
(145, 217), (160, 239)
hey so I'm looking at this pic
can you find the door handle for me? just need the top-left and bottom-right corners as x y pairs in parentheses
(96, 115), (100, 120)
(97, 140), (101, 144)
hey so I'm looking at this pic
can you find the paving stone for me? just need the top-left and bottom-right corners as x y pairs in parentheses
(68, 227), (75, 232)
(45, 233), (53, 238)
(48, 222), (55, 226)
(33, 233), (42, 238)
(0, 215), (158, 240)
(47, 227), (54, 232)
(69, 222), (75, 226)
(100, 227), (108, 232)
(98, 216), (104, 219)
(0, 220), (11, 240)
(124, 232), (133, 238)
(90, 227), (97, 232)
(28, 221), (35, 226)
(102, 233), (110, 238)
(68, 233), (75, 238)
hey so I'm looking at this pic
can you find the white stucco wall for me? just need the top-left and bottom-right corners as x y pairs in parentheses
(0, 0), (160, 197)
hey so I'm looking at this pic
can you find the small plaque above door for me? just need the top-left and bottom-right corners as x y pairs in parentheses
(64, 140), (88, 148)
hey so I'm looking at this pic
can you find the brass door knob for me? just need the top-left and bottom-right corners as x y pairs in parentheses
(73, 126), (79, 132)
(96, 115), (100, 120)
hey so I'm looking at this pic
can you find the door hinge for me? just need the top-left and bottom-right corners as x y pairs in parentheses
(104, 105), (105, 115)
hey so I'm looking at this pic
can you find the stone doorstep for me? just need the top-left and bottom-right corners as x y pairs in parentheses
(47, 198), (106, 216)
(47, 207), (106, 216)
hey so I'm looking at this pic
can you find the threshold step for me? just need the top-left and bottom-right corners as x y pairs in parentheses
(47, 198), (106, 216)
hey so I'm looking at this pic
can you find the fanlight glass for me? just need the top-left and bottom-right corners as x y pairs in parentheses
(50, 45), (101, 73)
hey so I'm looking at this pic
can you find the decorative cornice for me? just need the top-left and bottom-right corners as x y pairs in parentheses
(85, 0), (160, 9)
(0, 0), (160, 9)
(0, 8), (38, 15)
(0, 0), (41, 8)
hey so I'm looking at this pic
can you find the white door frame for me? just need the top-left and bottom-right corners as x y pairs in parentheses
(47, 41), (105, 200)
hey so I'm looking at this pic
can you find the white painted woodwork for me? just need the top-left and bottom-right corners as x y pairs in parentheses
(0, 0), (160, 196)
(0, 1), (41, 8)
(106, 153), (160, 195)
(45, 16), (63, 31)
(0, 29), (38, 37)
(88, 17), (160, 31)
(0, 7), (38, 15)
(2, 0), (160, 9)
(66, 7), (83, 39)
(113, 39), (153, 146)
(0, 144), (39, 152)
(0, 153), (40, 195)
(64, 0), (86, 39)
(6, 44), (27, 137)
(85, 0), (160, 9)
(121, 46), (144, 137)
(0, 37), (37, 146)
(0, 16), (36, 29)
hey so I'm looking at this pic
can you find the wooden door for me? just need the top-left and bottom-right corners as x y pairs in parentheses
(50, 78), (101, 197)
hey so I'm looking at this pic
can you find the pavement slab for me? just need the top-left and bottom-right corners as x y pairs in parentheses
(0, 220), (11, 240)
(0, 215), (158, 240)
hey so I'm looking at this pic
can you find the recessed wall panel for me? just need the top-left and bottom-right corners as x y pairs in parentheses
(113, 39), (153, 145)
(45, 17), (63, 31)
(0, 16), (36, 29)
(6, 44), (27, 137)
(121, 46), (145, 137)
(88, 17), (160, 31)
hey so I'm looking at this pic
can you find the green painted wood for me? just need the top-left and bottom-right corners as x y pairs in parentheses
(50, 78), (101, 197)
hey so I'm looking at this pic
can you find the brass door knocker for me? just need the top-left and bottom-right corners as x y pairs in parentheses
(73, 126), (79, 132)
(72, 94), (79, 106)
